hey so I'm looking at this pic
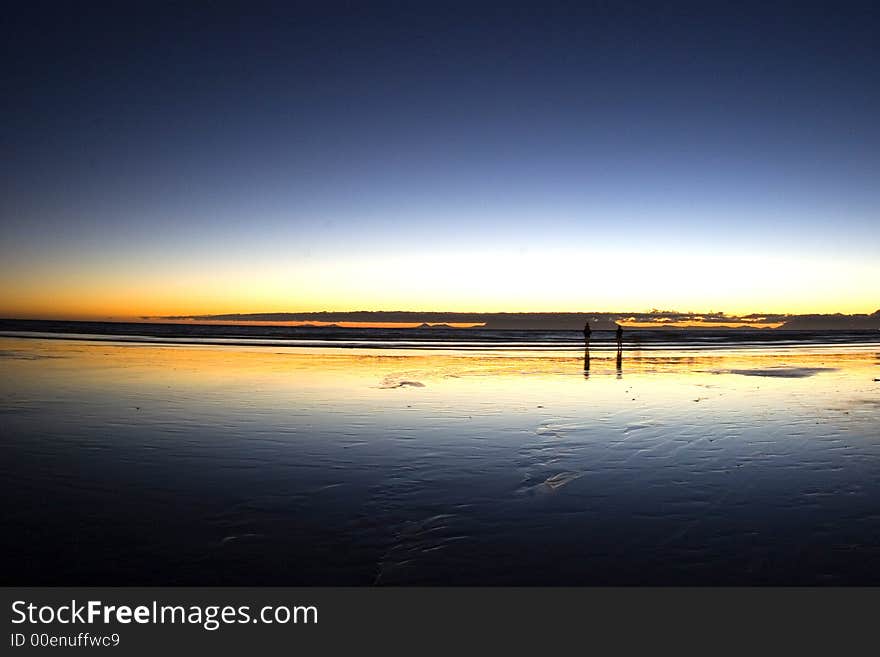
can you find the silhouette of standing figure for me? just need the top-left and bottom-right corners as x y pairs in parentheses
(583, 321), (592, 372)
(615, 324), (623, 376)
(615, 324), (623, 372)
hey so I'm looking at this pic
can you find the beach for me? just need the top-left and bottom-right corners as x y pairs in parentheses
(2, 330), (879, 585)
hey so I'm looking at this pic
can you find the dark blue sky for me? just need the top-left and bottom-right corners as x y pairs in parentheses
(2, 1), (878, 317)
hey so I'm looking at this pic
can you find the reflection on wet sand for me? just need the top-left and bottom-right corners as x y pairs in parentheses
(2, 336), (880, 585)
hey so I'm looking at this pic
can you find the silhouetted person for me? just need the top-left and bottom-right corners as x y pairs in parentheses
(615, 324), (624, 377)
(584, 322), (593, 370)
(583, 321), (592, 371)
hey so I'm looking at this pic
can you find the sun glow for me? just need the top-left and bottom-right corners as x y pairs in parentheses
(1, 245), (877, 320)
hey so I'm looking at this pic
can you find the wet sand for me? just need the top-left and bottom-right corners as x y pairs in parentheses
(1, 336), (879, 584)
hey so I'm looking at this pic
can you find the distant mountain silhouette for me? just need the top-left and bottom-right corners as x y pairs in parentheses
(778, 313), (880, 330)
(151, 310), (880, 331)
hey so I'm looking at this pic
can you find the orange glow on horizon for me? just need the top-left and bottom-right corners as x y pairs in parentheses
(618, 321), (786, 329)
(142, 320), (487, 329)
(1, 245), (877, 321)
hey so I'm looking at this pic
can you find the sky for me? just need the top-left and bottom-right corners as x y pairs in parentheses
(2, 1), (878, 320)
